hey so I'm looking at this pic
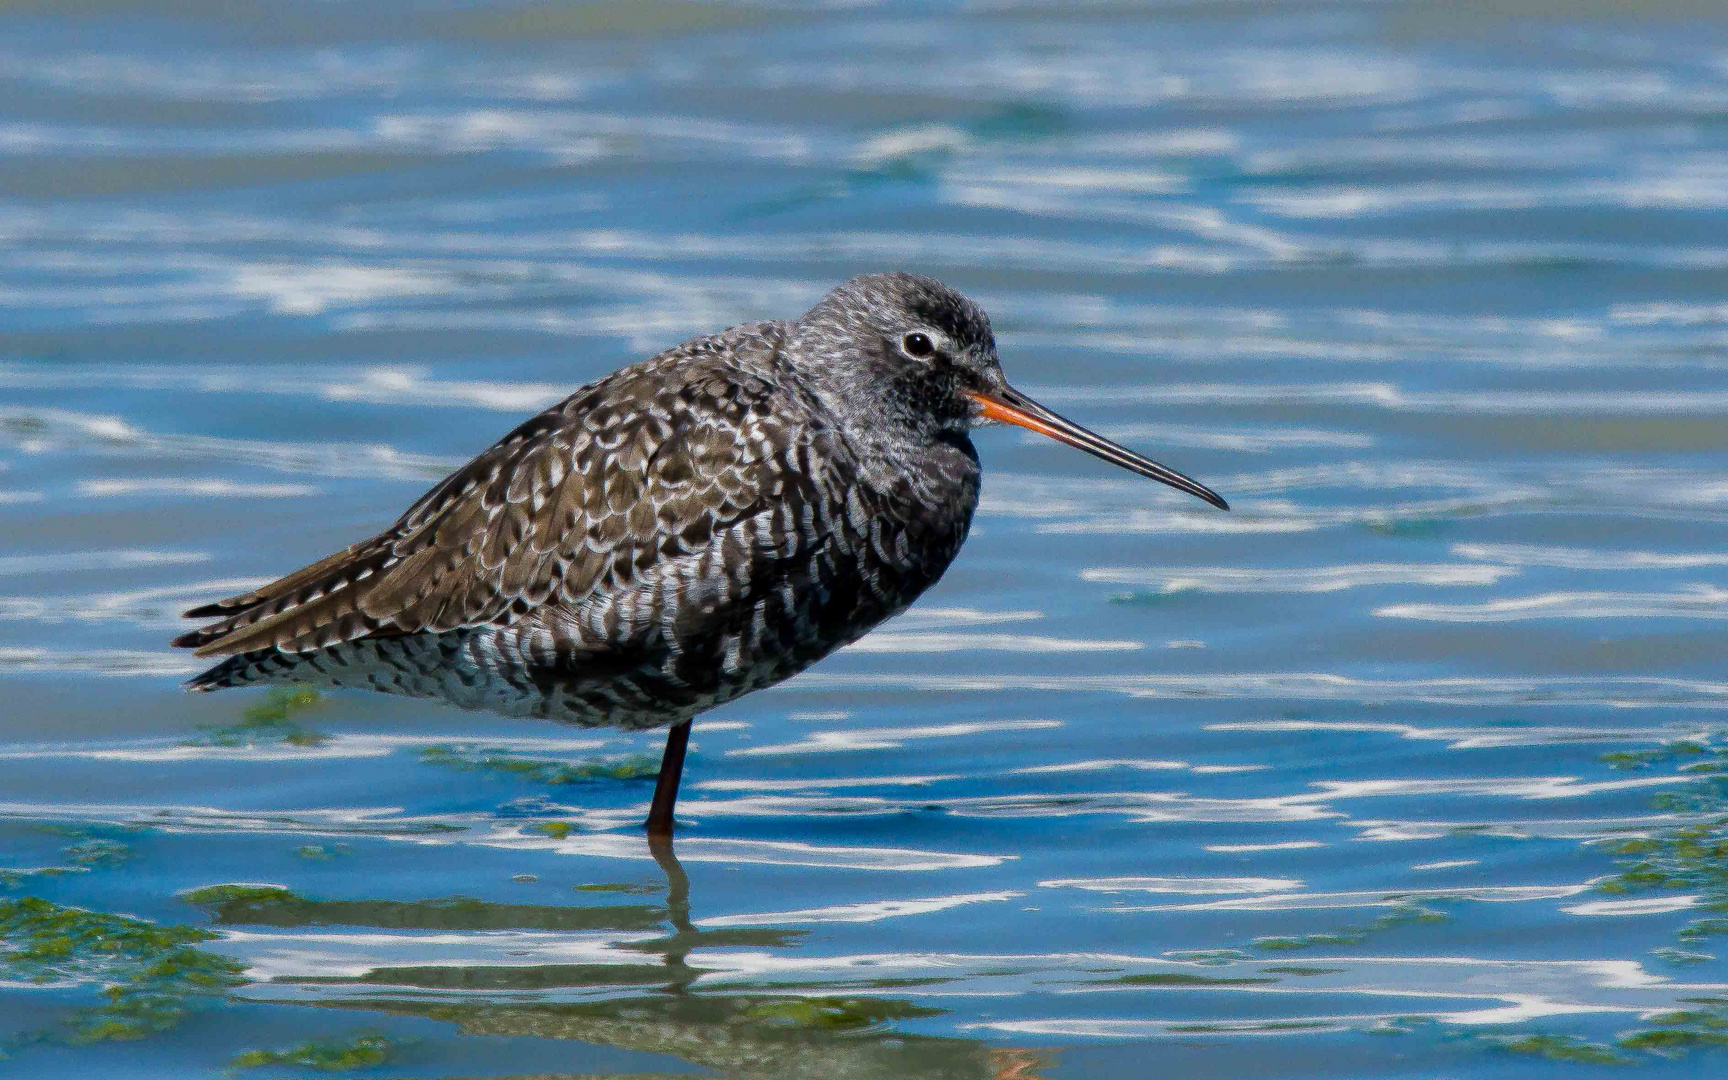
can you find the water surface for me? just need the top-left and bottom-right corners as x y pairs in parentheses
(4, 1), (1728, 1076)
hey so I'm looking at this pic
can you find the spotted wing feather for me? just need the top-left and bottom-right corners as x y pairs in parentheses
(174, 333), (797, 660)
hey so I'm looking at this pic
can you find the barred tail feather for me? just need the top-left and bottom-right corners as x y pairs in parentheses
(184, 649), (295, 692)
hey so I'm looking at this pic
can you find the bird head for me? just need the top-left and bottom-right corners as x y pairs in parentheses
(790, 272), (1228, 510)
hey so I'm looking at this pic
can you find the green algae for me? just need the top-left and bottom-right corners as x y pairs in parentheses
(1619, 1028), (1728, 1054)
(1167, 1019), (1331, 1034)
(63, 839), (130, 868)
(1368, 1015), (1434, 1036)
(293, 843), (349, 861)
(181, 883), (672, 934)
(420, 744), (659, 786)
(349, 992), (995, 1077)
(0, 896), (245, 1043)
(1616, 1007), (1728, 1056)
(1360, 517), (1450, 539)
(348, 961), (677, 992)
(1163, 948), (1252, 966)
(1487, 1033), (1632, 1065)
(1114, 972), (1276, 987)
(572, 881), (660, 895)
(189, 687), (326, 748)
(1601, 742), (1708, 770)
(230, 1030), (397, 1071)
(1590, 738), (1728, 952)
(1357, 737), (1728, 1065)
(532, 821), (574, 839)
(1451, 736), (1728, 1065)
(1252, 903), (1448, 952)
(180, 883), (297, 906)
(0, 866), (85, 889)
(1589, 812), (1728, 898)
(1679, 917), (1728, 943)
(743, 996), (944, 1031)
(1253, 933), (1361, 951)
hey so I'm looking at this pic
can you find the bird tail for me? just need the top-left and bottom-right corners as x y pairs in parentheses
(183, 649), (302, 692)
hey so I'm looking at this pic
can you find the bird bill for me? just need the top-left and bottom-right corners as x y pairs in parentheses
(965, 386), (1229, 510)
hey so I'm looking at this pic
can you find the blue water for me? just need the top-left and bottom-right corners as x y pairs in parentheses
(4, 1), (1728, 1076)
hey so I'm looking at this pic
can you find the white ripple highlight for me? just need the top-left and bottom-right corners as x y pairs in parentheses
(0, 578), (273, 628)
(1452, 542), (1728, 570)
(885, 606), (1043, 630)
(1083, 563), (1514, 593)
(0, 406), (461, 481)
(1091, 421), (1374, 452)
(1564, 896), (1700, 917)
(843, 631), (1142, 653)
(1291, 775), (1684, 803)
(76, 478), (317, 498)
(1039, 876), (1303, 895)
(0, 549), (208, 575)
(696, 891), (1021, 928)
(1126, 884), (1589, 913)
(1026, 381), (1728, 416)
(694, 774), (959, 792)
(1377, 585), (1728, 622)
(485, 830), (1008, 872)
(0, 646), (199, 676)
(794, 672), (1728, 709)
(727, 719), (1063, 757)
(1208, 719), (1708, 750)
(1013, 759), (1188, 775)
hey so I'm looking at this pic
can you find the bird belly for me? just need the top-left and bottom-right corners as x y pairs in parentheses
(188, 445), (980, 731)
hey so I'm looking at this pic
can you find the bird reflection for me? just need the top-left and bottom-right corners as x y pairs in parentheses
(644, 833), (698, 992)
(189, 831), (1052, 1079)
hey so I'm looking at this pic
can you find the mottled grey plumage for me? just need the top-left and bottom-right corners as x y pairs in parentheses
(176, 275), (987, 727)
(175, 273), (1225, 733)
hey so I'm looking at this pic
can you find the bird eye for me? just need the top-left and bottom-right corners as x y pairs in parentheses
(901, 332), (936, 358)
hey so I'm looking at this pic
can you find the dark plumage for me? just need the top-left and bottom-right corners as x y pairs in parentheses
(174, 273), (1226, 830)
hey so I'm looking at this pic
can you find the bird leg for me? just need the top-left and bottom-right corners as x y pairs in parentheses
(645, 719), (692, 837)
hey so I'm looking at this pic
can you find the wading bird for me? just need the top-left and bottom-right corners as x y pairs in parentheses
(174, 273), (1227, 835)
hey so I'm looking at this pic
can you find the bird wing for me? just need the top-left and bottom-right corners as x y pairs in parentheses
(174, 344), (812, 659)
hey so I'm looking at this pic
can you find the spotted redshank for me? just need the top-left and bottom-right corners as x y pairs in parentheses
(174, 273), (1227, 835)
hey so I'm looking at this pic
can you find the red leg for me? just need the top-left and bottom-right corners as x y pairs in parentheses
(645, 719), (692, 837)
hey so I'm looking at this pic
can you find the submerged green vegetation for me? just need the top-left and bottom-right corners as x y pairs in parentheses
(1485, 1001), (1728, 1064)
(230, 1030), (398, 1072)
(740, 996), (945, 1030)
(0, 865), (84, 889)
(0, 896), (245, 1044)
(1359, 517), (1452, 540)
(1251, 903), (1449, 952)
(1114, 972), (1276, 987)
(1487, 1032), (1632, 1066)
(63, 838), (130, 868)
(1618, 1005), (1728, 1054)
(1457, 737), (1728, 1064)
(419, 743), (660, 785)
(179, 882), (671, 934)
(7, 730), (1728, 1070)
(1594, 737), (1728, 956)
(293, 843), (349, 861)
(188, 687), (326, 748)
